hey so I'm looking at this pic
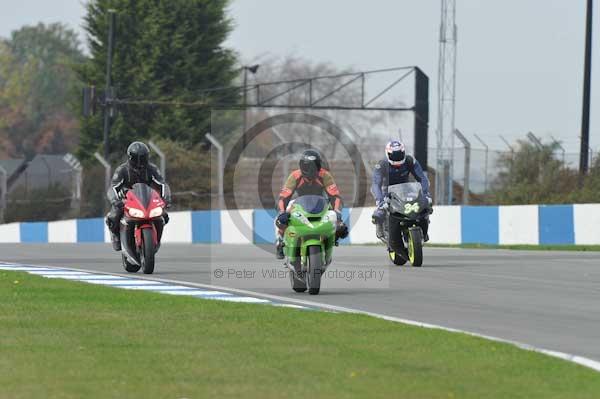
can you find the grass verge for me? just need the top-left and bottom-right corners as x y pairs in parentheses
(1, 271), (599, 399)
(425, 243), (600, 251)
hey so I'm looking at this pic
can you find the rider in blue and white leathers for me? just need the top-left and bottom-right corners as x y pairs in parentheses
(371, 140), (432, 241)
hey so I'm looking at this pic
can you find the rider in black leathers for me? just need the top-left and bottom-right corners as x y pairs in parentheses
(105, 141), (171, 251)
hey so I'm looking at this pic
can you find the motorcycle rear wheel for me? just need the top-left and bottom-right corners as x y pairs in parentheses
(140, 228), (156, 274)
(289, 269), (307, 293)
(122, 254), (140, 273)
(388, 250), (407, 266)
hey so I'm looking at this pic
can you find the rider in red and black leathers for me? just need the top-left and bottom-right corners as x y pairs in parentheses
(105, 142), (171, 251)
(275, 149), (348, 259)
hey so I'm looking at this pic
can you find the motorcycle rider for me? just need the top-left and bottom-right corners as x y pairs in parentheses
(371, 140), (432, 241)
(275, 149), (349, 259)
(105, 141), (171, 251)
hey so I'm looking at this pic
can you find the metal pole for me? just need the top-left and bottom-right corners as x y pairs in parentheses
(40, 156), (52, 185)
(63, 153), (83, 212)
(103, 10), (116, 161)
(361, 73), (365, 107)
(148, 140), (166, 178)
(0, 165), (7, 223)
(271, 128), (289, 185)
(206, 133), (224, 210)
(454, 129), (470, 204)
(580, 0), (593, 180)
(473, 134), (489, 192)
(94, 152), (112, 214)
(527, 131), (543, 149)
(526, 132), (544, 184)
(500, 135), (514, 155)
(444, 160), (452, 204)
(242, 68), (248, 149)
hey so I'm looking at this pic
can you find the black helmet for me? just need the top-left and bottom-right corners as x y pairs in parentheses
(299, 149), (322, 179)
(127, 141), (150, 172)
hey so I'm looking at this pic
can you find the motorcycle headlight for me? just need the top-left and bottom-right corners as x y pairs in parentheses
(149, 207), (163, 218)
(128, 208), (144, 218)
(293, 211), (312, 227)
(321, 210), (337, 223)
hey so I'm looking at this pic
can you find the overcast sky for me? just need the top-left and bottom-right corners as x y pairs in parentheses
(0, 0), (598, 153)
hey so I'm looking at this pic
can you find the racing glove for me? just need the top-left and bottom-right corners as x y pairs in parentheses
(276, 212), (290, 228)
(336, 223), (349, 239)
(334, 210), (349, 239)
(425, 196), (433, 214)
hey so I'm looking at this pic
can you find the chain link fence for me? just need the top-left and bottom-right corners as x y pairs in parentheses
(1, 131), (596, 222)
(432, 141), (597, 205)
(0, 154), (82, 223)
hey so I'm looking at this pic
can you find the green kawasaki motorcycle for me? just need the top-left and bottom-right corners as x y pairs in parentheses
(282, 195), (337, 295)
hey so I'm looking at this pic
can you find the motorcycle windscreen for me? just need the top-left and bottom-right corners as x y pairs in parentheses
(388, 182), (423, 201)
(130, 183), (154, 209)
(294, 195), (328, 214)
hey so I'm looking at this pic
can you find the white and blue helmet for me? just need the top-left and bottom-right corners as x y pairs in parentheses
(385, 140), (406, 166)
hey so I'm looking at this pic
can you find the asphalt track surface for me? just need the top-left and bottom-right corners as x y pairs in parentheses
(2, 243), (599, 362)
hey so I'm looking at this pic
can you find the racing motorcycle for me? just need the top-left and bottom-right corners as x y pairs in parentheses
(282, 195), (337, 295)
(379, 182), (430, 267)
(120, 183), (166, 274)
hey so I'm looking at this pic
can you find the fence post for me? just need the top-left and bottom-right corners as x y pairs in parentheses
(454, 129), (470, 204)
(473, 134), (489, 192)
(526, 132), (544, 184)
(0, 165), (6, 224)
(63, 153), (83, 213)
(94, 152), (112, 215)
(40, 156), (52, 185)
(205, 133), (224, 210)
(148, 140), (166, 178)
(500, 135), (515, 158)
(527, 131), (543, 149)
(550, 135), (566, 165)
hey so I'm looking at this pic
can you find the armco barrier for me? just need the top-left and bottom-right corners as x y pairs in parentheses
(0, 204), (596, 245)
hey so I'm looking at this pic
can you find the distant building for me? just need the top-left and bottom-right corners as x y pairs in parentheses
(0, 154), (80, 197)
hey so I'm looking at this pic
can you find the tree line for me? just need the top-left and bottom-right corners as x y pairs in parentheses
(0, 0), (597, 222)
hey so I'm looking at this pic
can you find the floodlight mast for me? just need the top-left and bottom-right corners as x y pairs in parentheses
(436, 0), (457, 205)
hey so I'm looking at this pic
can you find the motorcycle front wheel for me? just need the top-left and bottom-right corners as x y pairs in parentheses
(140, 228), (156, 274)
(408, 227), (423, 267)
(306, 245), (323, 295)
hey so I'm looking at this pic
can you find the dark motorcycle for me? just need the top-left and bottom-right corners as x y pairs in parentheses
(379, 182), (430, 267)
(120, 183), (166, 274)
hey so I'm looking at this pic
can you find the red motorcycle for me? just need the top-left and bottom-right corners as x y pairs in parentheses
(120, 183), (166, 274)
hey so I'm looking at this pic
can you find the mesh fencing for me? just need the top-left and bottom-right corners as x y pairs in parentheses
(1, 133), (595, 223)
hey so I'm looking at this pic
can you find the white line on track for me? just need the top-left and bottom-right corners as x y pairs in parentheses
(2, 261), (599, 373)
(40, 274), (125, 280)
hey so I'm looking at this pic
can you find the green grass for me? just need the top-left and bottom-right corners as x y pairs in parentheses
(425, 243), (600, 251)
(1, 271), (600, 399)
